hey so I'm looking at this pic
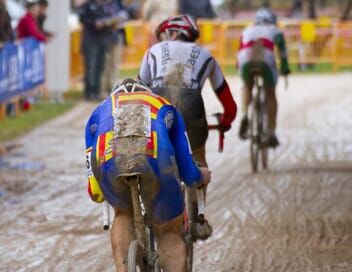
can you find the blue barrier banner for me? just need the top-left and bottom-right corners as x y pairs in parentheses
(0, 38), (45, 103)
(0, 46), (8, 101)
(18, 39), (33, 91)
(5, 43), (21, 94)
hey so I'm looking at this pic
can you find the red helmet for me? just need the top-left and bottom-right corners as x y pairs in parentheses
(155, 15), (200, 42)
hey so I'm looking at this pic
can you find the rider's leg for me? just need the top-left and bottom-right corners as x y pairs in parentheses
(266, 86), (277, 132)
(155, 214), (186, 272)
(111, 208), (134, 272)
(242, 82), (253, 117)
(266, 85), (279, 146)
(189, 145), (212, 240)
(262, 62), (280, 146)
(239, 82), (253, 139)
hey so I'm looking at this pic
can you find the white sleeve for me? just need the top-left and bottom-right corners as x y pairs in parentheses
(138, 50), (152, 86)
(209, 58), (225, 91)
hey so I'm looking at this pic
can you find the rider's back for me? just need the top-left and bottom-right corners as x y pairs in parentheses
(140, 40), (222, 90)
(237, 24), (283, 68)
(139, 40), (226, 150)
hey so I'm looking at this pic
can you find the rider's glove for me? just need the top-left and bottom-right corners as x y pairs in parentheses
(219, 114), (232, 132)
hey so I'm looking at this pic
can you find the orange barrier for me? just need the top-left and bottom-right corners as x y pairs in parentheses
(69, 19), (352, 80)
(333, 22), (352, 71)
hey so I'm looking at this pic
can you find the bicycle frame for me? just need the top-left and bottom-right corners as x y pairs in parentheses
(127, 175), (159, 272)
(208, 113), (225, 153)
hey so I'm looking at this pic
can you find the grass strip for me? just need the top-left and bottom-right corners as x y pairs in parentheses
(0, 101), (75, 142)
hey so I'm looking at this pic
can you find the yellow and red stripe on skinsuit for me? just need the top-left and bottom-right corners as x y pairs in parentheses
(96, 131), (115, 166)
(95, 131), (159, 167)
(96, 130), (158, 166)
(111, 91), (171, 119)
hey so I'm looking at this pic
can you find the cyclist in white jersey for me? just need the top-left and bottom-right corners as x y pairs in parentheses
(139, 15), (237, 165)
(237, 8), (290, 147)
(139, 14), (237, 240)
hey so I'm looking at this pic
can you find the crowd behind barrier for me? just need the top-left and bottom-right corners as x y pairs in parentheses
(0, 38), (45, 119)
(70, 19), (352, 81)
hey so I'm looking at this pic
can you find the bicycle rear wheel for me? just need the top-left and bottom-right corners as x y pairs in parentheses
(128, 240), (145, 272)
(259, 87), (269, 170)
(250, 101), (260, 173)
(184, 187), (195, 272)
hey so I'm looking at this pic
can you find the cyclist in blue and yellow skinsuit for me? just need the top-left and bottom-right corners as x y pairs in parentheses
(85, 78), (210, 272)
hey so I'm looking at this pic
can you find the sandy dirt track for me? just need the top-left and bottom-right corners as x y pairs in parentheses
(0, 74), (352, 272)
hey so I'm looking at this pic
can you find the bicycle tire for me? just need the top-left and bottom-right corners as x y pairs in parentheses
(184, 187), (195, 272)
(186, 240), (193, 272)
(259, 85), (269, 170)
(260, 110), (269, 169)
(128, 240), (144, 272)
(250, 98), (260, 173)
(129, 177), (153, 271)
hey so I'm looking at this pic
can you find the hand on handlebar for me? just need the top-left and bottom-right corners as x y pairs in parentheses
(219, 114), (232, 132)
(197, 167), (211, 189)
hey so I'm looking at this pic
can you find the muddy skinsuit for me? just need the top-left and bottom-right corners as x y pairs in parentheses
(91, 104), (159, 214)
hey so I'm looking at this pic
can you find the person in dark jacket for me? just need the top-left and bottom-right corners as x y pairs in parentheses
(0, 0), (14, 44)
(37, 0), (53, 38)
(77, 0), (125, 100)
(100, 0), (128, 96)
(179, 0), (216, 19)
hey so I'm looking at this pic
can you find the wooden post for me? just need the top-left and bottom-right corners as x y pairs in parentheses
(0, 103), (5, 121)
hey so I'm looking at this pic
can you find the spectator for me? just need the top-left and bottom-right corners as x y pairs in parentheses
(179, 0), (216, 19)
(100, 0), (129, 96)
(0, 0), (14, 44)
(142, 0), (178, 45)
(124, 0), (141, 19)
(77, 0), (124, 100)
(142, 0), (177, 22)
(37, 0), (53, 38)
(16, 0), (47, 42)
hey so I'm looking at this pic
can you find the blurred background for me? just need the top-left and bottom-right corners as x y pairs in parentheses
(1, 0), (352, 115)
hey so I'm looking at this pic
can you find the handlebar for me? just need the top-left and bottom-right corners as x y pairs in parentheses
(208, 113), (224, 153)
(196, 189), (206, 223)
(103, 201), (110, 230)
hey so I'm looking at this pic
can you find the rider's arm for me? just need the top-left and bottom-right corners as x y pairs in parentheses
(209, 60), (237, 129)
(168, 108), (202, 187)
(275, 31), (290, 75)
(138, 50), (152, 86)
(85, 106), (105, 203)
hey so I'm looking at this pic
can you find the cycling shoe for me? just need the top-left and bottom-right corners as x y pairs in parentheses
(266, 134), (279, 148)
(239, 116), (249, 140)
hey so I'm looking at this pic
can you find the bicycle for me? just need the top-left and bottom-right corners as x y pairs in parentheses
(208, 113), (225, 153)
(248, 68), (269, 172)
(102, 175), (206, 272)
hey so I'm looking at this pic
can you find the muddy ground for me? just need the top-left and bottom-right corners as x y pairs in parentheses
(0, 74), (352, 272)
